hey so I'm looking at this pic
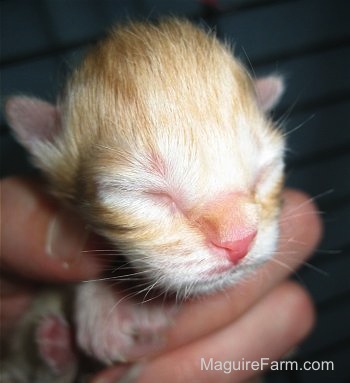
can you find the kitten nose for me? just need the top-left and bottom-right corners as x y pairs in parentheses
(192, 192), (259, 264)
(211, 230), (257, 264)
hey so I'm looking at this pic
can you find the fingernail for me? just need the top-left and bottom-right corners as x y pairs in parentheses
(46, 208), (89, 267)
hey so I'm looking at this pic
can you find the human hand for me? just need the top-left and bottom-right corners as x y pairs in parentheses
(0, 177), (322, 383)
(0, 176), (102, 335)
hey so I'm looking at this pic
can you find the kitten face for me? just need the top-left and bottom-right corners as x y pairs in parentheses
(92, 111), (284, 296)
(6, 20), (285, 296)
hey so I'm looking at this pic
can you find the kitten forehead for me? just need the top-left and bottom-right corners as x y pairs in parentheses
(63, 19), (259, 142)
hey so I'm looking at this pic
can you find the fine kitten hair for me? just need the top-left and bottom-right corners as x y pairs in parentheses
(3, 19), (285, 382)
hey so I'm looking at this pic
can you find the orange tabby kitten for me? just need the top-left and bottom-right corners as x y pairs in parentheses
(3, 19), (285, 382)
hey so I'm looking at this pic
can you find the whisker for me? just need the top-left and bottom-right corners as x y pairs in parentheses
(279, 210), (325, 223)
(141, 283), (166, 304)
(278, 236), (308, 247)
(275, 96), (299, 127)
(300, 261), (329, 276)
(81, 249), (123, 253)
(111, 268), (150, 277)
(272, 249), (299, 256)
(271, 251), (329, 277)
(82, 268), (150, 283)
(142, 279), (161, 303)
(241, 46), (257, 81)
(82, 276), (139, 283)
(284, 189), (334, 215)
(281, 114), (315, 138)
(107, 290), (140, 315)
(269, 257), (305, 284)
(314, 248), (342, 255)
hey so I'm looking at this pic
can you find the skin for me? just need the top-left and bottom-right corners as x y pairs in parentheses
(0, 177), (322, 383)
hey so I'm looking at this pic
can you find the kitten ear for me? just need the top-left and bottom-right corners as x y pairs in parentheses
(254, 75), (284, 112)
(5, 96), (61, 152)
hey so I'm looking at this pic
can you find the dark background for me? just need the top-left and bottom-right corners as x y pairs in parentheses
(1, 1), (349, 382)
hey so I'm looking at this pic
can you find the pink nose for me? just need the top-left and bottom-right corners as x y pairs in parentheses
(212, 231), (257, 264)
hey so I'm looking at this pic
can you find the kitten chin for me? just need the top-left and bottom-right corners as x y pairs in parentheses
(4, 18), (286, 374)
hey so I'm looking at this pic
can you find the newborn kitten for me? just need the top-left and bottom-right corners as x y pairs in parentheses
(3, 19), (285, 382)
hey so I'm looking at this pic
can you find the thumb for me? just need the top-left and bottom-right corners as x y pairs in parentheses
(1, 177), (102, 282)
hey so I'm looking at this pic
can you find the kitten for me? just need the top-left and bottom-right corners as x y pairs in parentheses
(2, 19), (285, 382)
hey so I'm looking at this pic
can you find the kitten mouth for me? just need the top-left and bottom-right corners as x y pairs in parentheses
(204, 263), (234, 277)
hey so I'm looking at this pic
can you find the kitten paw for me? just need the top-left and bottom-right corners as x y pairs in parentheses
(36, 313), (77, 374)
(75, 283), (174, 364)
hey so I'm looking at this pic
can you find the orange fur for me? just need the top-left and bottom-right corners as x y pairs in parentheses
(3, 18), (288, 379)
(7, 18), (285, 294)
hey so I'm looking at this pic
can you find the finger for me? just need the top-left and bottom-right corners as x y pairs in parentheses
(136, 281), (315, 383)
(1, 177), (102, 282)
(162, 188), (322, 350)
(0, 275), (35, 334)
(89, 364), (133, 383)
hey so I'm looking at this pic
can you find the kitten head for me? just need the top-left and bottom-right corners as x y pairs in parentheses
(6, 19), (285, 296)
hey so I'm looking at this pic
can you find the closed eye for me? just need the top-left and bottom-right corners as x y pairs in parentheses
(146, 191), (173, 204)
(145, 191), (181, 214)
(255, 164), (273, 187)
(254, 160), (283, 188)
